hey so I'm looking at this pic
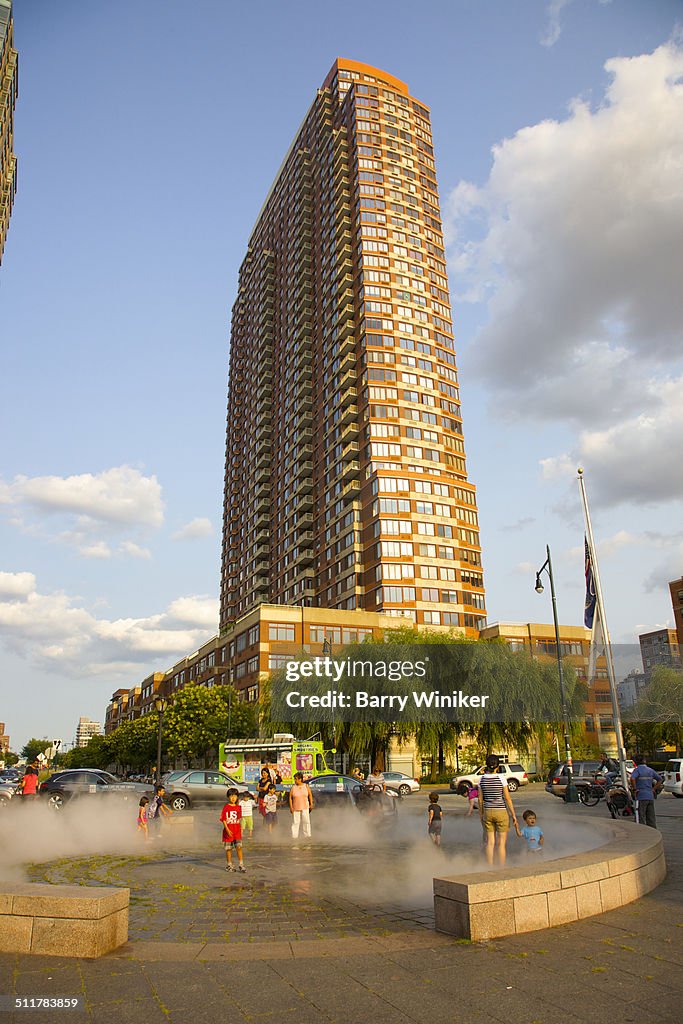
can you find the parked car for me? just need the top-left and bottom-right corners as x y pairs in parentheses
(0, 768), (22, 783)
(306, 774), (399, 827)
(450, 763), (529, 794)
(663, 757), (683, 798)
(546, 759), (635, 801)
(166, 770), (252, 811)
(161, 771), (187, 787)
(39, 769), (153, 810)
(0, 782), (17, 807)
(306, 774), (360, 808)
(382, 772), (420, 797)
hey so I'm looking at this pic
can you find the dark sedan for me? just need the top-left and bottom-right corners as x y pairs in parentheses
(39, 769), (153, 810)
(306, 774), (359, 808)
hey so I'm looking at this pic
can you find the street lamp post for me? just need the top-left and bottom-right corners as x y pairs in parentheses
(322, 637), (335, 768)
(535, 545), (578, 803)
(153, 695), (168, 785)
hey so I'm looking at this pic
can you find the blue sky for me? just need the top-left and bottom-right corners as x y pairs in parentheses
(1, 0), (682, 750)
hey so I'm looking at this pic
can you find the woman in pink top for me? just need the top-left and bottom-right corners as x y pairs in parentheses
(288, 772), (314, 839)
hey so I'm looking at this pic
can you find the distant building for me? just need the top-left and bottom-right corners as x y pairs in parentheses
(617, 670), (647, 710)
(639, 628), (680, 680)
(0, 721), (9, 753)
(479, 622), (617, 754)
(75, 717), (102, 747)
(669, 577), (683, 648)
(0, 0), (18, 265)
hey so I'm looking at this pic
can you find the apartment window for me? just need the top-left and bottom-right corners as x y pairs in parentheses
(421, 588), (439, 602)
(423, 611), (441, 624)
(269, 654), (294, 670)
(247, 624), (259, 646)
(269, 624), (295, 642)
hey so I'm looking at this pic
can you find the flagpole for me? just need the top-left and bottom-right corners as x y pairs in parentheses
(577, 469), (629, 792)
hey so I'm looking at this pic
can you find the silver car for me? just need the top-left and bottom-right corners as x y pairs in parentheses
(0, 781), (17, 808)
(166, 769), (251, 811)
(382, 771), (421, 797)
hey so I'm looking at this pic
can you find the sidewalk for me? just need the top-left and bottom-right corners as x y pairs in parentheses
(1, 794), (681, 1023)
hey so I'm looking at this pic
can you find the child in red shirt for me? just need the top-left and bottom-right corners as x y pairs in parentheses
(220, 788), (246, 872)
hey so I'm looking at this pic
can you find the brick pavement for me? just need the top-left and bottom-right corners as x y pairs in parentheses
(1, 789), (681, 1023)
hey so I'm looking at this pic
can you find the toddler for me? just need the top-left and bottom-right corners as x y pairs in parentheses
(137, 796), (149, 838)
(427, 791), (442, 846)
(239, 791), (254, 838)
(465, 784), (479, 816)
(264, 782), (279, 833)
(520, 809), (544, 854)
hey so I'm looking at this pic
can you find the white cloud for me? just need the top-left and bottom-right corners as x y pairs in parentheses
(540, 0), (572, 48)
(447, 41), (683, 507)
(119, 541), (151, 560)
(79, 541), (113, 560)
(512, 561), (537, 575)
(0, 572), (219, 677)
(171, 517), (213, 541)
(448, 41), (683, 394)
(541, 376), (683, 506)
(0, 466), (164, 528)
(0, 571), (36, 599)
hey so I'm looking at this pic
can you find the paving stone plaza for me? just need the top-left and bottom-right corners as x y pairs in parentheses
(1, 786), (682, 1023)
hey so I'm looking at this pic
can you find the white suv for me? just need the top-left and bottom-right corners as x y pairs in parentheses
(663, 758), (683, 798)
(451, 762), (529, 795)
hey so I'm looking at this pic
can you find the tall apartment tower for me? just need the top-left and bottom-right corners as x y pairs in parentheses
(0, 0), (17, 265)
(221, 59), (485, 635)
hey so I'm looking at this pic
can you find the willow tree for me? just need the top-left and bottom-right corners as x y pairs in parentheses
(263, 626), (585, 773)
(626, 666), (683, 753)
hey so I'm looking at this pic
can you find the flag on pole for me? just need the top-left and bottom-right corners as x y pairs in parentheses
(584, 536), (604, 683)
(584, 537), (596, 629)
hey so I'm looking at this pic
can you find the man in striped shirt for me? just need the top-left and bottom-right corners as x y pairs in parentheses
(478, 755), (521, 866)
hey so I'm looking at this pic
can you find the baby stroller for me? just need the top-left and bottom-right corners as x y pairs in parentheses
(605, 783), (635, 819)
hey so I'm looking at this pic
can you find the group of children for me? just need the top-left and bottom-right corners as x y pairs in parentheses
(136, 784), (173, 839)
(135, 766), (312, 874)
(427, 791), (544, 855)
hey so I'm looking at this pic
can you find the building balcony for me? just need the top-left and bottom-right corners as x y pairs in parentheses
(295, 476), (314, 496)
(296, 460), (314, 478)
(295, 492), (314, 511)
(339, 385), (358, 407)
(340, 403), (358, 425)
(341, 422), (359, 443)
(342, 460), (361, 480)
(342, 479), (361, 499)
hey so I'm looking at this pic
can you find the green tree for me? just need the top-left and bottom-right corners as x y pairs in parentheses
(108, 716), (160, 771)
(264, 627), (587, 774)
(626, 666), (683, 753)
(165, 684), (256, 766)
(20, 738), (51, 762)
(58, 734), (113, 770)
(1, 750), (19, 767)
